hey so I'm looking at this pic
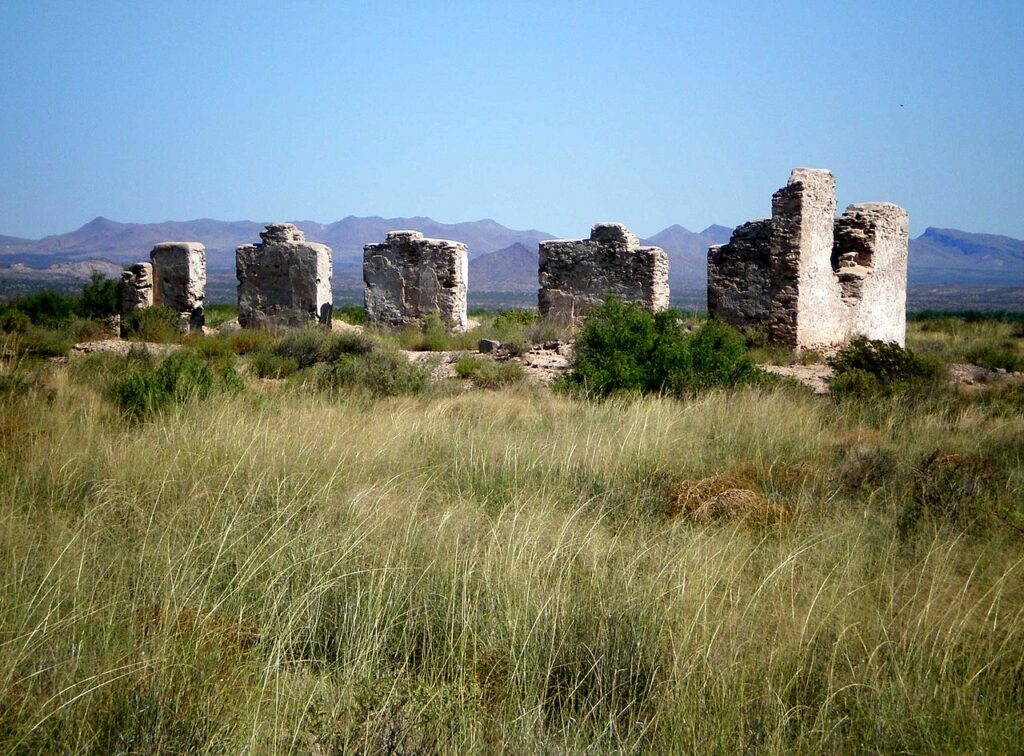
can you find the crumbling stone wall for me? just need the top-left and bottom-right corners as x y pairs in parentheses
(119, 262), (153, 335)
(236, 224), (333, 329)
(708, 169), (908, 349)
(538, 223), (669, 321)
(151, 242), (206, 332)
(363, 231), (468, 331)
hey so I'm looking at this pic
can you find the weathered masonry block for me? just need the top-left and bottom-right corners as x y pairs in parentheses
(363, 231), (468, 331)
(119, 262), (153, 335)
(708, 169), (908, 350)
(236, 224), (333, 329)
(150, 242), (206, 332)
(538, 223), (669, 321)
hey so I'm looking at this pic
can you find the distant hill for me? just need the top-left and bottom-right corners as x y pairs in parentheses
(0, 216), (555, 271)
(469, 243), (538, 292)
(908, 227), (1024, 284)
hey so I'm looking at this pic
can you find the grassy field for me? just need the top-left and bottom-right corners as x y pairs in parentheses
(0, 309), (1023, 752)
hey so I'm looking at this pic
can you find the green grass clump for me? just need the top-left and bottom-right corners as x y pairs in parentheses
(454, 355), (526, 388)
(273, 326), (375, 369)
(564, 297), (759, 397)
(122, 305), (183, 343)
(312, 348), (430, 396)
(249, 350), (299, 379)
(113, 350), (242, 418)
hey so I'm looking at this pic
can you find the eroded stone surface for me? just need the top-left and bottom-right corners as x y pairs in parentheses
(364, 231), (468, 331)
(236, 224), (333, 329)
(119, 262), (153, 335)
(708, 169), (908, 349)
(150, 242), (206, 332)
(538, 223), (669, 321)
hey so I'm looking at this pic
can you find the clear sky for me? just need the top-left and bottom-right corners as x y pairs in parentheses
(1, 0), (1021, 240)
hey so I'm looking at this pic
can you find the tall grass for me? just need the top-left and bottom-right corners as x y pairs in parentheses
(0, 362), (1022, 751)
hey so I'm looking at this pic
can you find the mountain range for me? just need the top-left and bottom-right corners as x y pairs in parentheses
(2, 216), (1022, 291)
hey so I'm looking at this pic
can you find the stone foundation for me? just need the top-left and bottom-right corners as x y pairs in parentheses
(236, 224), (333, 329)
(708, 169), (908, 349)
(363, 230), (468, 331)
(538, 223), (669, 321)
(150, 242), (206, 332)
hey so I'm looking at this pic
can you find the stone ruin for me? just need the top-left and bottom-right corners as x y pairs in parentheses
(236, 224), (333, 329)
(708, 169), (908, 350)
(363, 231), (468, 331)
(538, 223), (669, 321)
(120, 242), (206, 334)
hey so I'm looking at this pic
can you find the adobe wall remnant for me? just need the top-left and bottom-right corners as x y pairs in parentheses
(150, 242), (206, 332)
(708, 169), (908, 349)
(119, 262), (153, 335)
(363, 230), (469, 331)
(538, 222), (669, 321)
(236, 223), (333, 329)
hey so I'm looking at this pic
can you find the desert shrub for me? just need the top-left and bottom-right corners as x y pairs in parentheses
(122, 306), (183, 343)
(184, 334), (234, 359)
(399, 311), (452, 352)
(966, 342), (1023, 372)
(333, 304), (367, 325)
(563, 298), (758, 397)
(274, 327), (375, 369)
(203, 304), (236, 328)
(114, 351), (241, 419)
(227, 328), (273, 355)
(1, 289), (75, 327)
(454, 355), (525, 388)
(898, 450), (1003, 536)
(78, 272), (120, 319)
(492, 309), (537, 328)
(314, 349), (430, 397)
(249, 350), (299, 379)
(830, 337), (945, 398)
(6, 327), (72, 357)
(0, 308), (32, 333)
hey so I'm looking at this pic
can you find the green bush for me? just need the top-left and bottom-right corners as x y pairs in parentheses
(113, 351), (241, 419)
(1, 289), (75, 328)
(249, 350), (299, 379)
(274, 327), (375, 369)
(563, 298), (758, 397)
(0, 308), (32, 333)
(333, 304), (367, 325)
(313, 349), (430, 397)
(830, 337), (945, 398)
(122, 306), (183, 343)
(78, 272), (120, 319)
(454, 355), (525, 388)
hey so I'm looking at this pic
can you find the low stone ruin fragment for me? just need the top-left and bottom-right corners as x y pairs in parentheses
(708, 169), (908, 349)
(538, 223), (669, 321)
(119, 263), (153, 332)
(151, 242), (206, 332)
(236, 224), (333, 329)
(119, 242), (206, 334)
(363, 231), (469, 331)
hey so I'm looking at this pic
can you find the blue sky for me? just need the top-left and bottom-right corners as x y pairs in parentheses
(1, 0), (1021, 240)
